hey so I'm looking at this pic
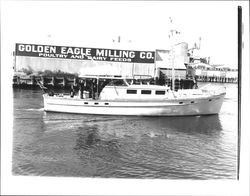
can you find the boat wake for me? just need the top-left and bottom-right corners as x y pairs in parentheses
(16, 108), (44, 112)
(83, 118), (122, 123)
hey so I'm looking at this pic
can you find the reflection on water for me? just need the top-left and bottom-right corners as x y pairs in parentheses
(12, 84), (238, 179)
(74, 125), (100, 150)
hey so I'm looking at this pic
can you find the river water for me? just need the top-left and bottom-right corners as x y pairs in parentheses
(12, 83), (238, 179)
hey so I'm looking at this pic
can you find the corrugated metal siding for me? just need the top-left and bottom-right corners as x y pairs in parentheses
(16, 56), (155, 77)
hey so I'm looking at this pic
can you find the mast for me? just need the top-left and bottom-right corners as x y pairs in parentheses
(153, 49), (157, 79)
(168, 17), (180, 91)
(170, 29), (175, 91)
(13, 43), (17, 72)
(13, 50), (16, 72)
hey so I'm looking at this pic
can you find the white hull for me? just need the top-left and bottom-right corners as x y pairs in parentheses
(43, 93), (225, 116)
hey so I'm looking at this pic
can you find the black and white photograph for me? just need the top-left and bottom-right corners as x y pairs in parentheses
(1, 1), (249, 195)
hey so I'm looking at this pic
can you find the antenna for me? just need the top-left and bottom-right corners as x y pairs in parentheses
(198, 37), (201, 50)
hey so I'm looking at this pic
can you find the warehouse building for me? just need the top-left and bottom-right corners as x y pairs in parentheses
(14, 42), (190, 80)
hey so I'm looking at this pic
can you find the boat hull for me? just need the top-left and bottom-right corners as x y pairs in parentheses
(43, 93), (226, 116)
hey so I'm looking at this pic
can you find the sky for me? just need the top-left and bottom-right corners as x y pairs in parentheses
(1, 1), (244, 69)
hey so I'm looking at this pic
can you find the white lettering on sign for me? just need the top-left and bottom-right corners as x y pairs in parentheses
(37, 46), (43, 52)
(60, 47), (92, 56)
(86, 48), (91, 56)
(18, 44), (56, 53)
(26, 45), (31, 52)
(140, 52), (146, 59)
(61, 47), (67, 54)
(38, 53), (67, 58)
(110, 57), (132, 62)
(146, 52), (153, 59)
(96, 49), (104, 56)
(87, 56), (107, 61)
(128, 51), (135, 58)
(67, 48), (74, 54)
(18, 45), (25, 51)
(96, 49), (135, 59)
(140, 52), (154, 59)
(70, 54), (85, 59)
(16, 43), (155, 63)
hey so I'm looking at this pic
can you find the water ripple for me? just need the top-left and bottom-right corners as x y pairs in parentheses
(12, 85), (238, 179)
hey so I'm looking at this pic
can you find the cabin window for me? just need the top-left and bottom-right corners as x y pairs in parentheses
(108, 80), (127, 86)
(94, 102), (99, 105)
(179, 102), (183, 104)
(155, 90), (165, 95)
(127, 90), (137, 94)
(141, 90), (151, 94)
(84, 102), (88, 104)
(104, 103), (109, 105)
(191, 101), (194, 103)
(209, 99), (212, 101)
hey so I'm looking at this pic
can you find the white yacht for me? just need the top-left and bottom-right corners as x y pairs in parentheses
(43, 77), (226, 116)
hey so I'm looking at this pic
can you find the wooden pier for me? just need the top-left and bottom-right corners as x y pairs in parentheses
(13, 72), (237, 90)
(196, 75), (237, 83)
(13, 75), (79, 89)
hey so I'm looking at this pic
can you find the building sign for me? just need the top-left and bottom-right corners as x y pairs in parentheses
(15, 43), (155, 64)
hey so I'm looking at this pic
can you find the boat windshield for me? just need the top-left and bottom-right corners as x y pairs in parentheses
(107, 79), (128, 86)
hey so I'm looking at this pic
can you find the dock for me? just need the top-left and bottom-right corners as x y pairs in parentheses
(13, 75), (78, 89)
(196, 75), (237, 83)
(12, 71), (237, 90)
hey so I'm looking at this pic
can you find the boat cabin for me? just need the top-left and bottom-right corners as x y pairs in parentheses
(99, 79), (172, 100)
